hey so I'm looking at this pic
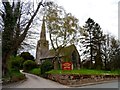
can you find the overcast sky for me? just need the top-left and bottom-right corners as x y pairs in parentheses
(50, 0), (119, 38)
(28, 0), (119, 57)
(7, 0), (118, 57)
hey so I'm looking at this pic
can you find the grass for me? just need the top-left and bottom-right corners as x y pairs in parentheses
(29, 68), (41, 76)
(46, 69), (119, 75)
(11, 70), (24, 77)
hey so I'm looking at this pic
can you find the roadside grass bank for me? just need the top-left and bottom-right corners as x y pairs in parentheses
(29, 68), (41, 76)
(2, 70), (26, 85)
(23, 68), (119, 86)
(46, 69), (119, 85)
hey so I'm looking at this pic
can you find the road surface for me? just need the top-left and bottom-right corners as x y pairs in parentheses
(78, 80), (119, 88)
(2, 72), (119, 88)
(3, 72), (68, 88)
(0, 79), (2, 90)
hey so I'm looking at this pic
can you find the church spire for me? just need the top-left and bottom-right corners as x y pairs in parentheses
(36, 16), (49, 64)
(40, 17), (46, 40)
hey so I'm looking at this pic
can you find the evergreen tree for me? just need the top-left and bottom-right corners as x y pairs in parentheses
(80, 18), (95, 68)
(92, 23), (105, 69)
(80, 18), (105, 69)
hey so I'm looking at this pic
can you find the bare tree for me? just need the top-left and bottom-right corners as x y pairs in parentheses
(1, 0), (44, 76)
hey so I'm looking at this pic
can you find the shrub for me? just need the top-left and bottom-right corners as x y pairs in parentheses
(20, 52), (34, 61)
(23, 60), (37, 71)
(8, 56), (24, 71)
(82, 60), (94, 69)
(41, 60), (54, 75)
(10, 70), (25, 82)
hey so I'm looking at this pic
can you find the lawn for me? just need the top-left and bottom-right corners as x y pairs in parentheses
(46, 69), (120, 75)
(29, 68), (41, 76)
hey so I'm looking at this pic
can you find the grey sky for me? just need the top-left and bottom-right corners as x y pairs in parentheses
(119, 1), (120, 40)
(30, 0), (119, 57)
(51, 0), (119, 38)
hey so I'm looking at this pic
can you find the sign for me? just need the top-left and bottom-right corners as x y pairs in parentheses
(62, 62), (72, 70)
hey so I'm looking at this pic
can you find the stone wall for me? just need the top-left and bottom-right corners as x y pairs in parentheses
(47, 74), (119, 85)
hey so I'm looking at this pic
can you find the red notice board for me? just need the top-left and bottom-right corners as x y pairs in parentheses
(62, 62), (72, 70)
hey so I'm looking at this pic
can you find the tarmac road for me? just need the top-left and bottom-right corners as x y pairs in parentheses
(2, 72), (69, 88)
(78, 80), (119, 88)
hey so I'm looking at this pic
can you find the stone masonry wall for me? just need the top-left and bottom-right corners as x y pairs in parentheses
(47, 74), (119, 85)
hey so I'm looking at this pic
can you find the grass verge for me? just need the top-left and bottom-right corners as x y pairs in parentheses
(2, 70), (26, 85)
(46, 69), (120, 75)
(29, 68), (41, 76)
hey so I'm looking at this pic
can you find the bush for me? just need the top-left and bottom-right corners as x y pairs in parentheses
(3, 56), (26, 84)
(23, 60), (37, 71)
(82, 60), (94, 69)
(20, 52), (34, 61)
(10, 70), (25, 82)
(41, 60), (53, 75)
(8, 56), (24, 71)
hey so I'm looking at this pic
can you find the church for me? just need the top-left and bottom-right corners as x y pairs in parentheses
(36, 18), (81, 69)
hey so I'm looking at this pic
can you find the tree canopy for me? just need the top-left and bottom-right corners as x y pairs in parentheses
(41, 2), (80, 69)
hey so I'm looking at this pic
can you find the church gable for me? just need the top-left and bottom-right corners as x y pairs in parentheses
(47, 45), (81, 68)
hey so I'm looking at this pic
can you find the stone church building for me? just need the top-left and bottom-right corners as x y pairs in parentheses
(36, 19), (81, 69)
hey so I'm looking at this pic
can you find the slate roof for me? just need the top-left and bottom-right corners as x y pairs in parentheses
(40, 44), (79, 60)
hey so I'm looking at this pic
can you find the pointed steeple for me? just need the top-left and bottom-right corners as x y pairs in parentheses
(36, 16), (49, 64)
(40, 17), (46, 40)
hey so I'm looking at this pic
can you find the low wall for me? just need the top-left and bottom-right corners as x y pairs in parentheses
(47, 74), (119, 85)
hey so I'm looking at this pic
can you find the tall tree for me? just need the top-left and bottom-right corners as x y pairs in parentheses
(43, 2), (80, 69)
(109, 37), (120, 70)
(80, 18), (105, 69)
(102, 34), (111, 70)
(1, 0), (44, 76)
(80, 18), (95, 69)
(92, 23), (105, 69)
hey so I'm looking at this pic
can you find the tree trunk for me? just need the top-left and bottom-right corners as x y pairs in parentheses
(90, 32), (93, 69)
(54, 60), (58, 70)
(2, 52), (11, 76)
